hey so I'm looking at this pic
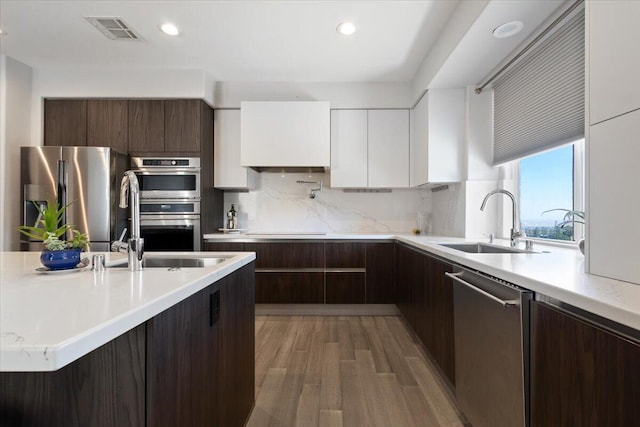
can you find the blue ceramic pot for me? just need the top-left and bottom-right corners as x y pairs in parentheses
(40, 248), (82, 270)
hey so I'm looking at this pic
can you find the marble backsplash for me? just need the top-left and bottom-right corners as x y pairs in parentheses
(221, 172), (432, 233)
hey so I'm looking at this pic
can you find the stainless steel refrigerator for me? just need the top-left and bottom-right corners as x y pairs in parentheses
(20, 146), (129, 252)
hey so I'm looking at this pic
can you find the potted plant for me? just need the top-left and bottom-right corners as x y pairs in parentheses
(542, 208), (585, 254)
(18, 200), (91, 270)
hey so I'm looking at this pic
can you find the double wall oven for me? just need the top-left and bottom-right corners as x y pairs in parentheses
(131, 157), (201, 251)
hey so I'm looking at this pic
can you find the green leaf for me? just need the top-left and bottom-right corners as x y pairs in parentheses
(18, 199), (72, 243)
(542, 208), (585, 225)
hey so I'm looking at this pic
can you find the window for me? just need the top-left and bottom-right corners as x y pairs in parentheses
(518, 140), (584, 242)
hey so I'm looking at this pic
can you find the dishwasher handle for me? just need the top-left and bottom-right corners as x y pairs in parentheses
(445, 272), (519, 307)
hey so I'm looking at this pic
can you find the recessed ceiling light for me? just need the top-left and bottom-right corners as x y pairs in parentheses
(0, 29), (6, 36)
(160, 23), (179, 36)
(336, 22), (356, 36)
(493, 21), (524, 39)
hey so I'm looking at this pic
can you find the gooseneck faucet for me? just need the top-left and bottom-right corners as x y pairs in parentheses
(119, 171), (144, 271)
(480, 189), (522, 247)
(296, 180), (323, 199)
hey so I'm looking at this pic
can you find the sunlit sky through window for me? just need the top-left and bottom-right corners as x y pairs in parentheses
(519, 145), (574, 227)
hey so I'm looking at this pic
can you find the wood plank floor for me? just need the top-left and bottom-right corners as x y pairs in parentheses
(247, 316), (465, 427)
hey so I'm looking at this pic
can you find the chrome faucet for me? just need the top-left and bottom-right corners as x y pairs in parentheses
(480, 189), (522, 247)
(296, 180), (323, 199)
(117, 171), (144, 271)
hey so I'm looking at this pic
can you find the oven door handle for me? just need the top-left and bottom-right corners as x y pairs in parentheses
(131, 168), (200, 175)
(140, 215), (200, 221)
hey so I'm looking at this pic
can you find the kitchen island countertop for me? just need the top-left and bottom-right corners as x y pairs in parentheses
(0, 251), (255, 372)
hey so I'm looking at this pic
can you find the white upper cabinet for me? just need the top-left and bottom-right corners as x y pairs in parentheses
(587, 1), (640, 285)
(368, 110), (410, 188)
(329, 109), (410, 188)
(588, 108), (640, 284)
(214, 109), (257, 190)
(240, 101), (330, 168)
(410, 88), (465, 187)
(330, 110), (368, 188)
(589, 1), (640, 124)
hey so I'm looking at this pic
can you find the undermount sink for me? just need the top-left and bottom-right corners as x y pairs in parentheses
(143, 257), (230, 268)
(438, 243), (534, 254)
(246, 231), (327, 236)
(111, 255), (232, 269)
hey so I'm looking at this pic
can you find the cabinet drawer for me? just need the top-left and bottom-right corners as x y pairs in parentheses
(326, 272), (365, 304)
(204, 242), (245, 252)
(245, 242), (324, 268)
(326, 242), (365, 268)
(255, 272), (324, 304)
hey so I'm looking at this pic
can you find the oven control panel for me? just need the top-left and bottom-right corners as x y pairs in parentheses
(131, 157), (201, 168)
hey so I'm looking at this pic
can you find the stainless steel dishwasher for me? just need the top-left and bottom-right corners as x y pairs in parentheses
(446, 266), (532, 427)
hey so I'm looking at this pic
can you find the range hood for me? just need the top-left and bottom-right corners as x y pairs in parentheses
(240, 101), (330, 171)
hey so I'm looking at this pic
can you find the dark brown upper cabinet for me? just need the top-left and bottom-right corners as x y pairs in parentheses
(87, 100), (128, 153)
(44, 100), (87, 146)
(44, 98), (208, 156)
(164, 100), (201, 153)
(128, 100), (165, 154)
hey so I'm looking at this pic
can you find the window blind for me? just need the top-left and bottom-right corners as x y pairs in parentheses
(493, 9), (585, 165)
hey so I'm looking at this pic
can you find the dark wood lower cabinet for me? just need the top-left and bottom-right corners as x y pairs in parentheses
(396, 243), (425, 333)
(531, 301), (640, 427)
(365, 242), (396, 304)
(255, 271), (324, 303)
(244, 242), (324, 269)
(326, 242), (365, 268)
(219, 265), (255, 427)
(395, 243), (455, 386)
(204, 242), (245, 252)
(0, 325), (146, 426)
(426, 256), (455, 385)
(326, 272), (366, 304)
(146, 281), (219, 426)
(147, 263), (255, 427)
(206, 240), (396, 305)
(0, 264), (255, 427)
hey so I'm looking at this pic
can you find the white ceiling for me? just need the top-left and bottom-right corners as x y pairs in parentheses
(0, 0), (571, 87)
(429, 0), (566, 88)
(0, 0), (460, 82)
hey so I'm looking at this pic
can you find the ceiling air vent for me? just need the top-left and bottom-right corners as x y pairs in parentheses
(84, 17), (143, 41)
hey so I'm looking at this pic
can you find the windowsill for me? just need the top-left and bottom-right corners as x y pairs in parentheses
(521, 236), (581, 250)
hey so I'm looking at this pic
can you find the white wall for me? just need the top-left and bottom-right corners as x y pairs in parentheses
(411, 0), (489, 103)
(427, 84), (506, 239)
(30, 67), (216, 144)
(213, 81), (412, 109)
(465, 86), (500, 181)
(429, 183), (465, 237)
(0, 55), (33, 251)
(223, 172), (430, 234)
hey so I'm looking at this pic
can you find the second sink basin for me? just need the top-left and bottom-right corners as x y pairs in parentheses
(110, 255), (232, 269)
(143, 257), (230, 268)
(439, 243), (533, 254)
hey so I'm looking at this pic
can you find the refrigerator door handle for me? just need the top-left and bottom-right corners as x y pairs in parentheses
(57, 159), (67, 225)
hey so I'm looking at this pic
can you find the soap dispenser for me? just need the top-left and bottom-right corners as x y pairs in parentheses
(226, 204), (237, 230)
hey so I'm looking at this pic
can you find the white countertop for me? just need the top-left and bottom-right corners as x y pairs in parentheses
(0, 251), (255, 372)
(205, 232), (640, 331)
(204, 232), (395, 240)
